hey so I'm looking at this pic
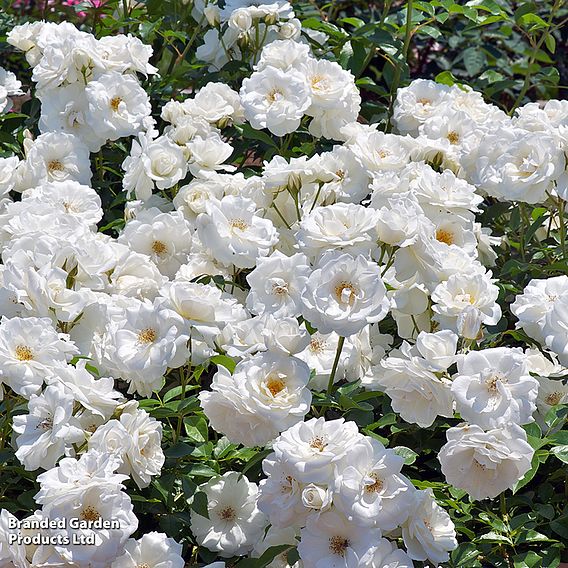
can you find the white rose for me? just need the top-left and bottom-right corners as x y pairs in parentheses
(301, 252), (390, 337)
(452, 347), (539, 428)
(190, 472), (268, 557)
(439, 423), (534, 500)
(402, 488), (457, 564)
(200, 351), (312, 447)
(240, 66), (311, 136)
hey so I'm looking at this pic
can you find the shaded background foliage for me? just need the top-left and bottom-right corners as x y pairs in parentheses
(0, 1), (567, 567)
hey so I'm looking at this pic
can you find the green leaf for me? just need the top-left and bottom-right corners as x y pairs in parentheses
(545, 405), (568, 428)
(550, 445), (568, 463)
(512, 551), (543, 568)
(339, 17), (365, 28)
(518, 13), (549, 30)
(210, 354), (236, 373)
(165, 442), (194, 458)
(549, 429), (568, 445)
(523, 421), (541, 439)
(338, 394), (373, 411)
(545, 33), (556, 53)
(184, 416), (208, 443)
(188, 490), (209, 519)
(451, 542), (482, 567)
(462, 46), (486, 75)
(186, 464), (219, 477)
(242, 449), (273, 475)
(435, 70), (458, 86)
(238, 545), (292, 568)
(477, 531), (513, 545)
(515, 529), (557, 544)
(393, 446), (418, 465)
(479, 511), (507, 533)
(238, 123), (278, 149)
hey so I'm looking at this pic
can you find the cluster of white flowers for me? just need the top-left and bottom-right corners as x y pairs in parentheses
(1, 4), (567, 565)
(192, 0), (320, 72)
(188, 418), (458, 567)
(0, 66), (23, 114)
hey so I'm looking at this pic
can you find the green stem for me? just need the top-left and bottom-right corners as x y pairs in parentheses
(509, 0), (562, 114)
(385, 0), (414, 131)
(500, 492), (508, 520)
(168, 15), (206, 77)
(122, 0), (130, 33)
(327, 336), (345, 395)
(559, 198), (566, 260)
(519, 202), (526, 262)
(310, 183), (323, 213)
(381, 248), (397, 277)
(271, 202), (292, 230)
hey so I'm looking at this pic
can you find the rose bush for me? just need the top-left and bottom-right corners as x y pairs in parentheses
(0, 0), (567, 567)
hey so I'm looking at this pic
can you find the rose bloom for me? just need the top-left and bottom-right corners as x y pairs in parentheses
(402, 488), (457, 565)
(190, 471), (267, 557)
(271, 417), (363, 484)
(197, 195), (279, 269)
(332, 436), (413, 530)
(111, 532), (184, 568)
(240, 66), (311, 136)
(298, 510), (381, 568)
(199, 351), (312, 447)
(438, 423), (534, 500)
(451, 347), (539, 429)
(301, 252), (390, 337)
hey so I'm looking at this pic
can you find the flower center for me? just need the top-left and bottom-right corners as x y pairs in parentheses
(485, 373), (506, 394)
(473, 458), (486, 470)
(266, 375), (286, 396)
(281, 475), (294, 494)
(229, 218), (249, 231)
(36, 416), (53, 430)
(110, 96), (123, 112)
(417, 98), (432, 106)
(80, 506), (101, 522)
(309, 436), (327, 452)
(311, 74), (328, 92)
(447, 131), (460, 145)
(309, 337), (327, 354)
(545, 391), (563, 405)
(48, 160), (65, 173)
(62, 201), (80, 213)
(218, 506), (236, 522)
(151, 240), (168, 255)
(138, 564), (150, 568)
(329, 535), (350, 556)
(272, 282), (289, 296)
(364, 472), (384, 494)
(377, 149), (390, 159)
(334, 281), (357, 306)
(456, 292), (475, 305)
(266, 88), (284, 103)
(15, 345), (34, 361)
(138, 328), (157, 344)
(436, 228), (454, 245)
